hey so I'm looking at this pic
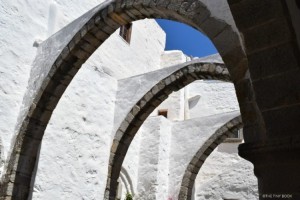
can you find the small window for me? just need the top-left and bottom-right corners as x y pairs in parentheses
(232, 129), (240, 138)
(158, 109), (168, 118)
(224, 129), (243, 143)
(119, 23), (132, 44)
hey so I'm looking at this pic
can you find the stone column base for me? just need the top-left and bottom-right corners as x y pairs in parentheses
(239, 136), (300, 200)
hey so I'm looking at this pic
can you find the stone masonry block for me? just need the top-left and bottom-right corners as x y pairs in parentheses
(130, 105), (140, 117)
(119, 120), (129, 132)
(15, 154), (36, 176)
(144, 91), (153, 102)
(230, 0), (285, 31)
(262, 104), (300, 138)
(212, 25), (241, 55)
(114, 130), (124, 141)
(125, 112), (134, 123)
(243, 18), (292, 55)
(125, 125), (140, 136)
(80, 41), (97, 54)
(248, 42), (299, 81)
(83, 32), (101, 47)
(253, 69), (300, 111)
(72, 48), (90, 60)
(111, 140), (119, 153)
(200, 16), (227, 39)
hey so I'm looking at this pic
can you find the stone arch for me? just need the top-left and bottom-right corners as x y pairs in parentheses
(119, 167), (135, 196)
(0, 0), (254, 199)
(107, 62), (231, 198)
(178, 115), (242, 200)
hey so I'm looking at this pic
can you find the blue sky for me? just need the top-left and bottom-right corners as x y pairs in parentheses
(156, 19), (218, 58)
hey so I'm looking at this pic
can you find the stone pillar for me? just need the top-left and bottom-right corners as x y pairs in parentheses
(228, 0), (300, 199)
(239, 138), (300, 199)
(136, 117), (171, 200)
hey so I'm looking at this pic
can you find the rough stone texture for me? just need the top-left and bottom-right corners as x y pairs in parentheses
(187, 80), (239, 118)
(177, 116), (243, 199)
(0, 0), (257, 199)
(228, 0), (300, 198)
(0, 0), (166, 198)
(119, 112), (257, 200)
(168, 111), (239, 199)
(0, 138), (2, 176)
(2, 0), (247, 197)
(2, 0), (300, 199)
(31, 67), (117, 199)
(154, 51), (188, 121)
(107, 60), (231, 198)
(160, 50), (189, 68)
(121, 129), (142, 197)
(0, 0), (165, 165)
(113, 60), (230, 135)
(135, 117), (171, 200)
(195, 150), (258, 200)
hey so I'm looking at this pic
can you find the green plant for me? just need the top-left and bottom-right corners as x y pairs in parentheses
(125, 192), (133, 200)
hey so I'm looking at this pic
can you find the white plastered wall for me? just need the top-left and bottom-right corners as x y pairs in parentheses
(122, 51), (257, 199)
(0, 0), (166, 164)
(0, 0), (165, 199)
(0, 0), (256, 199)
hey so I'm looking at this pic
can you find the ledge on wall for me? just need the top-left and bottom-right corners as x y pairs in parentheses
(223, 138), (243, 143)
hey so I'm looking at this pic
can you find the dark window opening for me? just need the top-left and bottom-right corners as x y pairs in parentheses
(232, 129), (239, 138)
(224, 129), (243, 143)
(119, 23), (132, 44)
(158, 109), (168, 118)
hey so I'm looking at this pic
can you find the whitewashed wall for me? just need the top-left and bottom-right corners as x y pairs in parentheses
(194, 150), (258, 200)
(32, 66), (118, 199)
(0, 0), (256, 199)
(134, 117), (171, 200)
(122, 51), (257, 199)
(0, 0), (165, 163)
(168, 112), (240, 199)
(31, 18), (165, 200)
(0, 0), (165, 199)
(187, 80), (239, 119)
(121, 129), (142, 197)
(151, 51), (239, 121)
(150, 51), (188, 121)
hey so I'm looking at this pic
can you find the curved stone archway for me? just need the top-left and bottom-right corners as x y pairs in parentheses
(178, 115), (242, 200)
(107, 61), (231, 198)
(119, 167), (135, 196)
(0, 0), (254, 199)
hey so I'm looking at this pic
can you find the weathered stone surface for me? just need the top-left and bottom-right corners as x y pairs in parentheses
(229, 0), (285, 31)
(248, 42), (299, 81)
(178, 115), (243, 199)
(0, 0), (250, 199)
(253, 69), (300, 111)
(262, 104), (300, 138)
(244, 18), (293, 55)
